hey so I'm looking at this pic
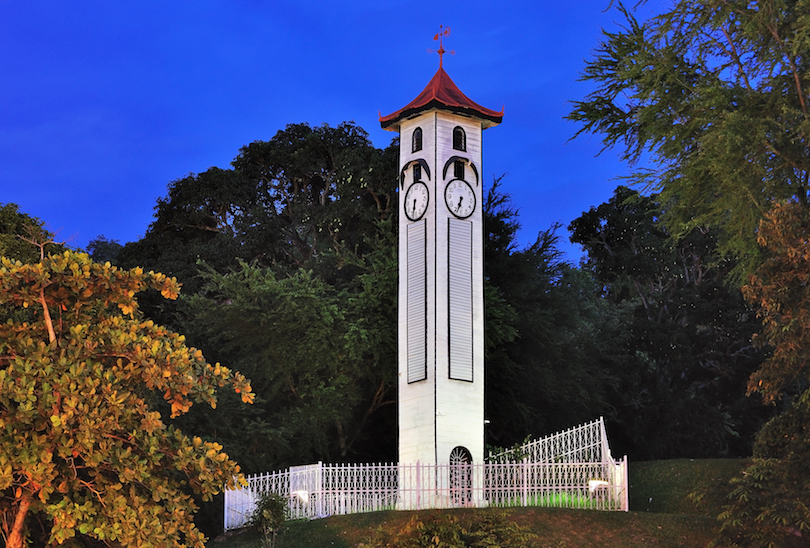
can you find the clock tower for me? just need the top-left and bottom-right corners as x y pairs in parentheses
(380, 33), (503, 481)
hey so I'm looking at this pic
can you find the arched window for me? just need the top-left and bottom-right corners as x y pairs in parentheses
(412, 127), (423, 152)
(413, 163), (422, 182)
(453, 160), (465, 180)
(452, 126), (466, 151)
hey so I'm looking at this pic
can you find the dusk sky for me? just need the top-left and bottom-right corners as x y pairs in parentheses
(2, 0), (661, 260)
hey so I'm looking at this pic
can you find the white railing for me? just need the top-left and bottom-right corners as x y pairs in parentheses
(488, 417), (611, 464)
(224, 456), (628, 530)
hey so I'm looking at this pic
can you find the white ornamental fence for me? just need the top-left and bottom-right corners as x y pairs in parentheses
(224, 418), (628, 530)
(488, 417), (612, 464)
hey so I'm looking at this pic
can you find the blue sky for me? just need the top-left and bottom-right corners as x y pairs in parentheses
(1, 0), (661, 260)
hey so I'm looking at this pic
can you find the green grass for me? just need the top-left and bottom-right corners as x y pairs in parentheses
(498, 490), (622, 510)
(213, 509), (719, 548)
(628, 458), (748, 515)
(210, 459), (748, 548)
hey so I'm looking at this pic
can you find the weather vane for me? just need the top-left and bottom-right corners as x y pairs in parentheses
(428, 25), (455, 68)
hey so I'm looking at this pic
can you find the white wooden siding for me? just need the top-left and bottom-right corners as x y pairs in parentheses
(407, 220), (427, 383)
(448, 219), (473, 381)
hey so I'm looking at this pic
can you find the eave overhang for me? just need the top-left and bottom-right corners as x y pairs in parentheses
(380, 67), (503, 131)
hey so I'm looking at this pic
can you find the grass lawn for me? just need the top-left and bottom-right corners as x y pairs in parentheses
(628, 458), (749, 515)
(209, 459), (747, 548)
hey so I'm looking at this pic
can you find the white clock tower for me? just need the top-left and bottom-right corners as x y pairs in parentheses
(380, 32), (503, 479)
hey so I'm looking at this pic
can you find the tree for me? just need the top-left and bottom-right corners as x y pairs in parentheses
(707, 202), (810, 546)
(86, 235), (124, 266)
(116, 167), (258, 327)
(117, 122), (398, 327)
(569, 2), (810, 540)
(115, 122), (400, 472)
(231, 122), (396, 270)
(177, 220), (399, 470)
(570, 187), (769, 459)
(0, 203), (62, 264)
(743, 202), (810, 403)
(483, 182), (619, 446)
(0, 246), (253, 548)
(568, 0), (810, 279)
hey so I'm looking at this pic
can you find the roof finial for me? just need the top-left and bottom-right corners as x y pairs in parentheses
(428, 25), (455, 69)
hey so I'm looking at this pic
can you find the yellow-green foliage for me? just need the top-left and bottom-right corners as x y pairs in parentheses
(0, 250), (254, 547)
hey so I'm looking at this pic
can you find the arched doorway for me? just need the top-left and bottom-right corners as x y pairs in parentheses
(449, 446), (472, 505)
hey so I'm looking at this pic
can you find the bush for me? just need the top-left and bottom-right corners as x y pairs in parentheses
(360, 510), (538, 548)
(250, 493), (288, 548)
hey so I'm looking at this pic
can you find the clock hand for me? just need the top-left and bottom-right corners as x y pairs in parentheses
(456, 196), (463, 211)
(412, 199), (417, 215)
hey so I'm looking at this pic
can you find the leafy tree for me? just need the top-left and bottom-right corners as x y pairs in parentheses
(178, 220), (398, 470)
(0, 205), (67, 337)
(569, 0), (810, 541)
(743, 202), (810, 403)
(118, 122), (397, 327)
(570, 187), (769, 459)
(0, 203), (62, 263)
(0, 246), (253, 548)
(710, 405), (810, 548)
(232, 122), (396, 271)
(568, 0), (810, 279)
(116, 167), (257, 327)
(483, 182), (620, 446)
(181, 265), (357, 467)
(708, 202), (810, 547)
(138, 123), (400, 472)
(86, 235), (124, 266)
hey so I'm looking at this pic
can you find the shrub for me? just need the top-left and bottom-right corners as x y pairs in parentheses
(360, 510), (538, 548)
(250, 493), (288, 548)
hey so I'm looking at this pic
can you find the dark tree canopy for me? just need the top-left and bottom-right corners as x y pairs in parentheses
(483, 182), (620, 447)
(86, 235), (123, 265)
(118, 122), (397, 324)
(117, 123), (400, 479)
(570, 186), (770, 459)
(231, 121), (396, 269)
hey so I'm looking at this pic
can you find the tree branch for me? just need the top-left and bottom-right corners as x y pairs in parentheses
(39, 287), (57, 344)
(6, 491), (32, 548)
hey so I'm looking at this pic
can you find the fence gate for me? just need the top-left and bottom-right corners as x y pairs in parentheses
(289, 464), (322, 518)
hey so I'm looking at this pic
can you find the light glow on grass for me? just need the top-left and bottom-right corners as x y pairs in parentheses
(490, 490), (623, 511)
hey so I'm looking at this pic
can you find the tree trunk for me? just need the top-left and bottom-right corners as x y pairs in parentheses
(7, 491), (32, 548)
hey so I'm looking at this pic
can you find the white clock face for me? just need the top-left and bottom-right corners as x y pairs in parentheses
(444, 179), (475, 218)
(404, 181), (429, 221)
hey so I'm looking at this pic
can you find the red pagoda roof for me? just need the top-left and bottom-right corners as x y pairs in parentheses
(380, 67), (503, 131)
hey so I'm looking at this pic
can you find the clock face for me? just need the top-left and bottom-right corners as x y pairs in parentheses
(404, 181), (429, 221)
(444, 179), (476, 219)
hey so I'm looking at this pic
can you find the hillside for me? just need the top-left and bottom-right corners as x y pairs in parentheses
(210, 459), (747, 548)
